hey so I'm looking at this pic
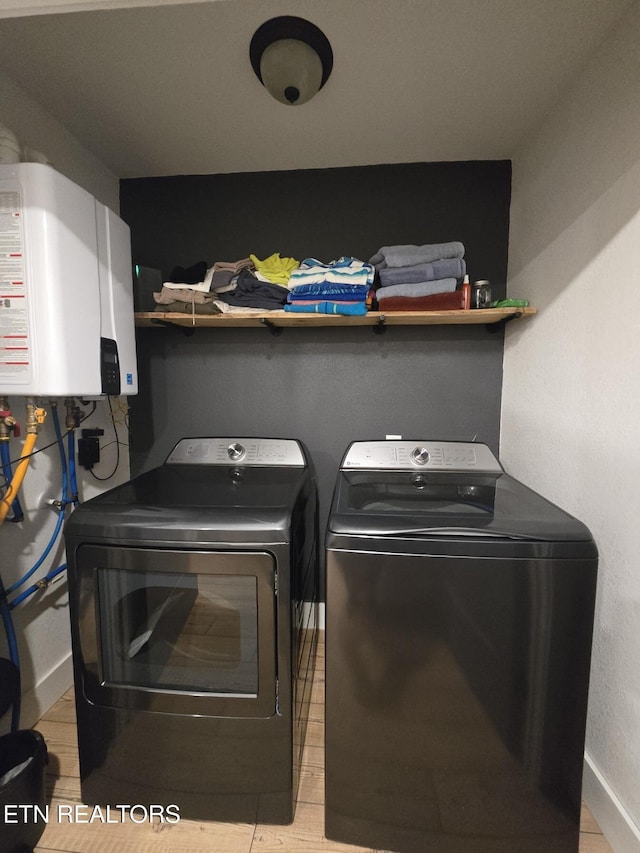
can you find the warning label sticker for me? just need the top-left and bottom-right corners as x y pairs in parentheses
(0, 189), (31, 380)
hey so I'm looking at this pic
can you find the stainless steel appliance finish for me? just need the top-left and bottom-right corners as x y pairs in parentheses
(325, 440), (597, 853)
(65, 437), (318, 824)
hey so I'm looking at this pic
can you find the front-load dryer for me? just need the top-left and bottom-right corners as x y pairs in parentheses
(325, 440), (597, 853)
(64, 437), (318, 824)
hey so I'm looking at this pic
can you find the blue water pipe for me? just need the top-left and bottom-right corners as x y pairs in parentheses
(9, 563), (68, 610)
(0, 405), (75, 732)
(68, 429), (78, 505)
(0, 440), (24, 522)
(53, 404), (69, 505)
(5, 405), (69, 596)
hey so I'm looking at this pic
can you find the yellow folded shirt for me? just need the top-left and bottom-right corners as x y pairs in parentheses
(250, 252), (299, 286)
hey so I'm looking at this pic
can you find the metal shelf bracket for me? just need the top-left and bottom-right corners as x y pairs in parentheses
(150, 317), (196, 336)
(373, 315), (387, 335)
(486, 311), (523, 333)
(259, 318), (284, 336)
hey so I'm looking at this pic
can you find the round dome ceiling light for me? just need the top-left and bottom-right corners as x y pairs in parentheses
(250, 16), (333, 106)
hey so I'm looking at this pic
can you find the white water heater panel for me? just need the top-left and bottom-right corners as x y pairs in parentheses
(0, 163), (137, 396)
(96, 201), (138, 395)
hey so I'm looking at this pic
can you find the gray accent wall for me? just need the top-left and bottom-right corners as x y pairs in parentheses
(120, 160), (511, 596)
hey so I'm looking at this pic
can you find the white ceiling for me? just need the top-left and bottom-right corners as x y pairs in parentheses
(0, 0), (633, 179)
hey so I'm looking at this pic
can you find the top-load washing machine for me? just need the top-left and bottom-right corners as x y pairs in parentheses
(64, 437), (318, 824)
(325, 440), (597, 853)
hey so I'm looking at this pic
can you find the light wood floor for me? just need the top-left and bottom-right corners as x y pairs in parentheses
(33, 634), (612, 853)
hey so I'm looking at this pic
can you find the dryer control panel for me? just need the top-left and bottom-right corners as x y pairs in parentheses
(341, 440), (502, 473)
(165, 437), (306, 467)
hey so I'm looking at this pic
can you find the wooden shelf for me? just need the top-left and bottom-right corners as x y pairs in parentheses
(134, 307), (536, 330)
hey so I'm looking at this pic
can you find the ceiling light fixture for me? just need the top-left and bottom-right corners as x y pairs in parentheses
(250, 16), (333, 106)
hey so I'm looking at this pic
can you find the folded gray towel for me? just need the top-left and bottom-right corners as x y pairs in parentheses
(379, 257), (466, 286)
(370, 241), (465, 269)
(375, 278), (458, 299)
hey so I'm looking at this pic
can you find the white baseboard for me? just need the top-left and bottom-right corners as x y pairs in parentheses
(19, 652), (74, 730)
(583, 752), (640, 852)
(302, 601), (325, 631)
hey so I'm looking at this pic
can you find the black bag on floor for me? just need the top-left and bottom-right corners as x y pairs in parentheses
(0, 729), (48, 853)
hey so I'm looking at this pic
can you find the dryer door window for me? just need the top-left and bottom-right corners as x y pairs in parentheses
(74, 546), (277, 718)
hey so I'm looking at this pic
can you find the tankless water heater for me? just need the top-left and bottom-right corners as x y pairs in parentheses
(0, 163), (138, 397)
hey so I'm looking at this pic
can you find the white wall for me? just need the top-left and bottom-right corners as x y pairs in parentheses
(502, 3), (640, 850)
(0, 0), (216, 17)
(2, 400), (132, 730)
(1, 72), (129, 731)
(1, 68), (119, 209)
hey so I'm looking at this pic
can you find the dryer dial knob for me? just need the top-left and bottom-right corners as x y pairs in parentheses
(411, 446), (430, 465)
(227, 442), (245, 461)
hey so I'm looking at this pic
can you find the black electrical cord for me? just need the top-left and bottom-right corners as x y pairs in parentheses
(77, 399), (98, 422)
(89, 397), (121, 481)
(6, 429), (72, 467)
(4, 399), (97, 468)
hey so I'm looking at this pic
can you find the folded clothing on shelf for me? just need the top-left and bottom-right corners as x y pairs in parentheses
(160, 258), (254, 295)
(154, 300), (222, 315)
(369, 240), (468, 312)
(166, 260), (209, 284)
(370, 241), (465, 270)
(288, 257), (375, 289)
(379, 257), (466, 287)
(286, 258), (375, 315)
(375, 278), (457, 301)
(154, 286), (217, 305)
(217, 270), (290, 309)
(287, 282), (371, 301)
(250, 252), (299, 285)
(376, 289), (468, 312)
(284, 301), (368, 316)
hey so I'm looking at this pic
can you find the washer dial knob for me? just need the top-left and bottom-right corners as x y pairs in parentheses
(227, 442), (245, 461)
(411, 446), (430, 465)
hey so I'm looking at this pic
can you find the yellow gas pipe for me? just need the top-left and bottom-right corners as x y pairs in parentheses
(0, 399), (47, 527)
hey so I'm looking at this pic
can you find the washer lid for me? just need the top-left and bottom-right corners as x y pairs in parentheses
(65, 461), (312, 542)
(100, 463), (307, 507)
(328, 469), (594, 542)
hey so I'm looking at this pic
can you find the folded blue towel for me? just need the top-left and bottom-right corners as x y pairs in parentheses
(289, 282), (370, 300)
(289, 257), (375, 288)
(284, 301), (368, 316)
(370, 241), (465, 269)
(375, 278), (458, 299)
(379, 257), (466, 286)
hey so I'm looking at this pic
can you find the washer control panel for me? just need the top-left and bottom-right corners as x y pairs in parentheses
(342, 440), (502, 473)
(166, 437), (306, 467)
